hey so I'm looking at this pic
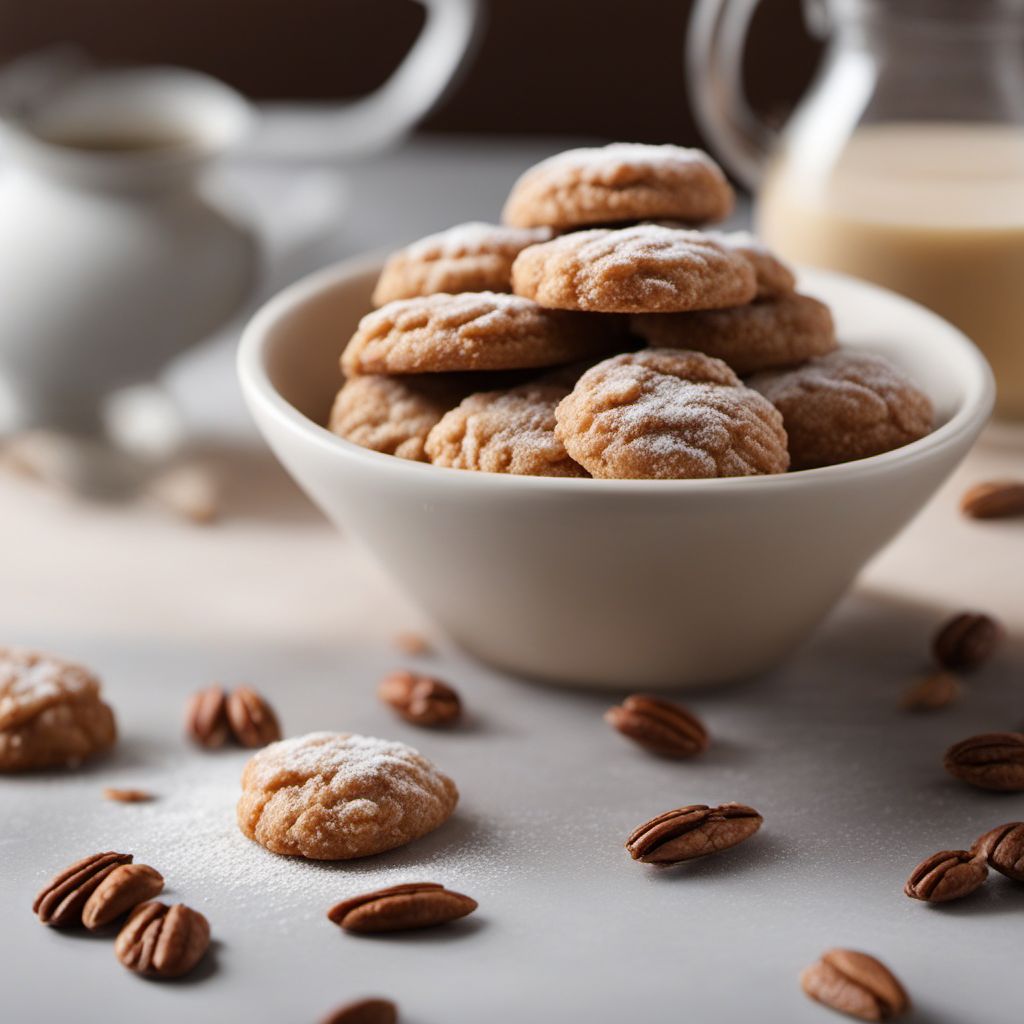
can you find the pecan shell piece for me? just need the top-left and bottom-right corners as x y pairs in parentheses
(82, 863), (165, 930)
(320, 998), (398, 1024)
(626, 802), (763, 864)
(225, 686), (282, 748)
(328, 882), (477, 933)
(33, 851), (133, 927)
(604, 694), (709, 758)
(800, 948), (910, 1021)
(184, 686), (230, 748)
(943, 731), (1024, 792)
(932, 612), (1003, 672)
(904, 849), (988, 902)
(115, 901), (210, 978)
(377, 671), (462, 727)
(971, 822), (1024, 882)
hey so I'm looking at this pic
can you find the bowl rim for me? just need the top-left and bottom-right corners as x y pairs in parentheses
(238, 252), (995, 494)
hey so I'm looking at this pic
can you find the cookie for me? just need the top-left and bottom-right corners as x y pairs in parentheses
(502, 143), (734, 230)
(341, 292), (613, 376)
(0, 648), (117, 772)
(555, 349), (789, 479)
(705, 231), (796, 299)
(425, 384), (587, 477)
(329, 374), (465, 461)
(372, 222), (554, 305)
(631, 293), (837, 375)
(511, 225), (757, 314)
(237, 732), (458, 860)
(748, 350), (934, 470)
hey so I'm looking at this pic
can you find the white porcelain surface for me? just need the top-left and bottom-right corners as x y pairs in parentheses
(238, 258), (994, 688)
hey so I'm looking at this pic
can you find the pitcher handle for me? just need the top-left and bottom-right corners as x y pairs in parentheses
(245, 0), (483, 161)
(686, 0), (828, 190)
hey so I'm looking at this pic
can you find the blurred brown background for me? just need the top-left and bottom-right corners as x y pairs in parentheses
(0, 0), (820, 146)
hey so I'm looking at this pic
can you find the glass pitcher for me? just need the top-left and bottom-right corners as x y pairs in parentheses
(688, 0), (1024, 419)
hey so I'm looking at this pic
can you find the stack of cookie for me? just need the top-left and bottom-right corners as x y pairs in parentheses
(331, 143), (933, 478)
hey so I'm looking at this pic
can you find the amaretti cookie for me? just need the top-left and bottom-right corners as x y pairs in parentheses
(511, 225), (757, 314)
(372, 222), (554, 305)
(631, 293), (837, 375)
(341, 292), (613, 376)
(748, 351), (934, 469)
(554, 349), (789, 479)
(502, 143), (734, 229)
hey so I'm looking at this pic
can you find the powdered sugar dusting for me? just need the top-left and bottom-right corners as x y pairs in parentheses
(535, 142), (717, 179)
(403, 222), (552, 260)
(0, 647), (96, 724)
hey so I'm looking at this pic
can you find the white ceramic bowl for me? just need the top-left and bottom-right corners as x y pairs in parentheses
(238, 256), (993, 689)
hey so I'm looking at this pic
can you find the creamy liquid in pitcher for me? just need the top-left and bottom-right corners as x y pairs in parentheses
(759, 123), (1024, 418)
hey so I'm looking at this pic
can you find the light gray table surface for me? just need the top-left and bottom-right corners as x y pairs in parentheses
(1, 136), (1022, 1024)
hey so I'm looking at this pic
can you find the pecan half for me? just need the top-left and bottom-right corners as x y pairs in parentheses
(184, 686), (229, 748)
(626, 803), (763, 864)
(944, 732), (1024, 792)
(321, 999), (398, 1024)
(33, 851), (133, 927)
(378, 671), (462, 727)
(800, 948), (909, 1021)
(327, 882), (477, 933)
(604, 694), (709, 758)
(904, 849), (988, 902)
(115, 901), (210, 978)
(932, 612), (1003, 672)
(960, 480), (1024, 520)
(898, 671), (960, 712)
(971, 822), (1024, 882)
(225, 686), (282, 748)
(82, 863), (164, 930)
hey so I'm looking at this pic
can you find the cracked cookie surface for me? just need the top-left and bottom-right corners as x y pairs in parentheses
(555, 349), (789, 479)
(511, 225), (757, 314)
(237, 732), (458, 860)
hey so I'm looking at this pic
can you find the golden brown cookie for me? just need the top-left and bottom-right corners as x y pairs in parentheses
(341, 292), (613, 376)
(704, 231), (796, 299)
(748, 351), (934, 470)
(329, 374), (466, 461)
(372, 222), (554, 305)
(425, 384), (587, 477)
(631, 293), (837, 375)
(0, 648), (116, 772)
(237, 732), (458, 860)
(555, 349), (789, 479)
(502, 143), (734, 229)
(511, 225), (757, 314)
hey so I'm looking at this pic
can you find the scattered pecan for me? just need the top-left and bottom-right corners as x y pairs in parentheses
(33, 851), (133, 927)
(115, 901), (210, 978)
(184, 686), (230, 748)
(800, 948), (909, 1021)
(626, 803), (762, 864)
(932, 612), (1003, 672)
(378, 670), (461, 727)
(944, 732), (1024, 792)
(320, 999), (398, 1024)
(898, 671), (960, 712)
(971, 822), (1024, 882)
(103, 787), (154, 803)
(904, 849), (988, 902)
(394, 631), (430, 656)
(225, 686), (282, 748)
(327, 882), (477, 933)
(960, 480), (1024, 520)
(82, 863), (164, 930)
(604, 694), (709, 758)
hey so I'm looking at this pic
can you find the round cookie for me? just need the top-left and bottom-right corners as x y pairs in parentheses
(747, 350), (934, 470)
(704, 231), (796, 299)
(511, 225), (757, 314)
(0, 647), (116, 772)
(341, 292), (613, 376)
(502, 143), (734, 229)
(425, 384), (587, 477)
(555, 349), (789, 479)
(631, 293), (837, 375)
(237, 732), (458, 860)
(372, 222), (554, 305)
(329, 374), (465, 461)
